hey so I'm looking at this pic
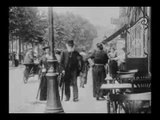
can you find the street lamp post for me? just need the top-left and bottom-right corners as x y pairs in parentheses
(45, 7), (64, 113)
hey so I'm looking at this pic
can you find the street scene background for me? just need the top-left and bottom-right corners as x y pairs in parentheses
(9, 7), (151, 113)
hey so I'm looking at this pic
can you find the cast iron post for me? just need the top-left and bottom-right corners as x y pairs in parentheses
(45, 7), (64, 113)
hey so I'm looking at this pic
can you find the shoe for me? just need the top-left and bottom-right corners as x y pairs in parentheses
(100, 96), (105, 99)
(64, 99), (69, 101)
(73, 99), (79, 102)
(96, 97), (99, 100)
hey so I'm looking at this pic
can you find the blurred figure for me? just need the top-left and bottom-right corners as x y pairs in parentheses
(23, 48), (36, 74)
(11, 52), (16, 66)
(87, 50), (95, 67)
(15, 53), (19, 67)
(55, 49), (62, 63)
(24, 48), (34, 64)
(114, 47), (125, 71)
(108, 47), (118, 79)
(19, 52), (24, 64)
(87, 43), (109, 100)
(79, 48), (89, 88)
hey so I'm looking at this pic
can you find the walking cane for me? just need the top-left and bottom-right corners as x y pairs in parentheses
(36, 76), (42, 100)
(36, 71), (43, 100)
(60, 73), (65, 101)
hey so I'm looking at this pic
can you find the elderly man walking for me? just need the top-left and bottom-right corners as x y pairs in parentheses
(60, 40), (82, 102)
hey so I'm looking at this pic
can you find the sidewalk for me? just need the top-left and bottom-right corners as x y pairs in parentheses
(9, 68), (107, 113)
(9, 61), (25, 70)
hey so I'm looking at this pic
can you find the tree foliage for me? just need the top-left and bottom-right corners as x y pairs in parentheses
(52, 12), (97, 51)
(9, 7), (97, 51)
(9, 7), (48, 44)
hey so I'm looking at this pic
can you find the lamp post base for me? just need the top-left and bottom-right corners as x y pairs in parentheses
(45, 106), (64, 113)
(44, 58), (64, 113)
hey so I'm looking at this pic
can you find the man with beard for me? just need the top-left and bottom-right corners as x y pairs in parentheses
(60, 40), (82, 102)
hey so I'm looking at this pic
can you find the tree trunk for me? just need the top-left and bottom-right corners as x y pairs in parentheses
(16, 38), (17, 54)
(12, 37), (13, 53)
(22, 40), (24, 53)
(11, 37), (14, 66)
(19, 37), (21, 63)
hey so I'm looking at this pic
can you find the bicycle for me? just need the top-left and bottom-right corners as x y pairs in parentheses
(23, 62), (40, 84)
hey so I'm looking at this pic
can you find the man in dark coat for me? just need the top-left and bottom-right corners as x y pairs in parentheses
(87, 43), (109, 100)
(60, 40), (82, 102)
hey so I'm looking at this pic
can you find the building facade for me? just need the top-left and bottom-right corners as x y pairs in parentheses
(124, 7), (151, 77)
(105, 7), (151, 77)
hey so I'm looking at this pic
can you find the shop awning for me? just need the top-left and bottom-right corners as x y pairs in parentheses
(102, 24), (128, 44)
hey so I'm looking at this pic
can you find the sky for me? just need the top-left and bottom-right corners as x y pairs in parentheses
(38, 7), (120, 29)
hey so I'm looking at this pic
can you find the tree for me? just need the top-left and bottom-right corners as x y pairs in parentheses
(52, 12), (97, 51)
(9, 7), (49, 62)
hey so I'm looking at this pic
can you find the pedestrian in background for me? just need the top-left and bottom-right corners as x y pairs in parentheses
(108, 47), (118, 79)
(79, 48), (89, 88)
(11, 52), (16, 66)
(114, 47), (125, 71)
(88, 43), (109, 100)
(60, 40), (82, 102)
(55, 49), (62, 63)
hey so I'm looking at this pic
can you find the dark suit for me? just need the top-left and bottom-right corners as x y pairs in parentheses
(60, 50), (82, 101)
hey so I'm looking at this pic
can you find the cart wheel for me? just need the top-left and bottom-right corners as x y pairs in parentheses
(23, 68), (29, 84)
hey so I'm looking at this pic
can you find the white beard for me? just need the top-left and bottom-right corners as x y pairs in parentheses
(67, 47), (74, 52)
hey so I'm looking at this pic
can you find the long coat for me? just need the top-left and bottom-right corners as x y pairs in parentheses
(60, 50), (82, 79)
(60, 50), (82, 100)
(38, 54), (49, 101)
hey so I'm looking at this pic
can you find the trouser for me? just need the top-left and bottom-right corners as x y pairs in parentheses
(80, 72), (87, 87)
(80, 63), (89, 87)
(119, 62), (126, 71)
(92, 65), (106, 98)
(64, 71), (78, 100)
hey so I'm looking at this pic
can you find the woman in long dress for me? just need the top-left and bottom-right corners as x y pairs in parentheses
(38, 46), (50, 101)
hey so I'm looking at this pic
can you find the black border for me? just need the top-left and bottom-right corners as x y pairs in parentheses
(6, 1), (155, 120)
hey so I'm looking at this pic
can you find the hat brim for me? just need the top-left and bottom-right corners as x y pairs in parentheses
(43, 46), (50, 50)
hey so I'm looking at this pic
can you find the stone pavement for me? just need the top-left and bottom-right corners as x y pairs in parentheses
(9, 67), (107, 113)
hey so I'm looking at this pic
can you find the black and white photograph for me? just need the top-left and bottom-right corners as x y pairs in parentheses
(9, 7), (151, 113)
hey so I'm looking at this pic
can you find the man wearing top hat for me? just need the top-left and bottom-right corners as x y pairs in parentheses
(60, 40), (82, 102)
